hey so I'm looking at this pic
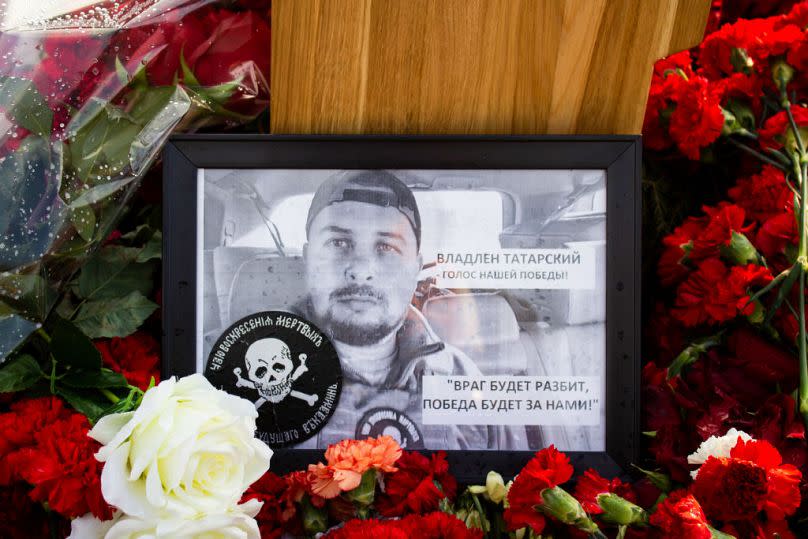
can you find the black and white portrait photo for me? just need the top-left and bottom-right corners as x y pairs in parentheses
(198, 168), (607, 451)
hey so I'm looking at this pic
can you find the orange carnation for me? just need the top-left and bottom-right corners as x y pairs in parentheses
(308, 436), (402, 499)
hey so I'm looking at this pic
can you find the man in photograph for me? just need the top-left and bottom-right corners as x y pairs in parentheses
(294, 170), (527, 449)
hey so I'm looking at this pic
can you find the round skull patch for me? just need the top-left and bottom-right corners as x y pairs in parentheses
(205, 311), (342, 448)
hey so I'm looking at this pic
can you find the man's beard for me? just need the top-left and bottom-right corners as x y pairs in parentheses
(311, 285), (403, 346)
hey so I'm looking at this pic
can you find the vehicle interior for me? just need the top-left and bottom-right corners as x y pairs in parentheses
(201, 168), (607, 451)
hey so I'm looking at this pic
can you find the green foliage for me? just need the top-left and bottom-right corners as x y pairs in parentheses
(0, 76), (53, 136)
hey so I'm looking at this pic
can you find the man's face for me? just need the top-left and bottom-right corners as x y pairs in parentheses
(304, 201), (422, 346)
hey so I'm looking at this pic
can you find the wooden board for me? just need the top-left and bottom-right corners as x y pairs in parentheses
(271, 0), (711, 135)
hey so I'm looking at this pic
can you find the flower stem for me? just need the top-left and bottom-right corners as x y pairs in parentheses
(727, 137), (789, 171)
(795, 156), (808, 428)
(101, 388), (121, 404)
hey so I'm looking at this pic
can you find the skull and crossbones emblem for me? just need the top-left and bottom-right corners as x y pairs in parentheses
(234, 338), (319, 409)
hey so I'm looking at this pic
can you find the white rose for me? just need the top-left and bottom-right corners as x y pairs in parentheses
(89, 374), (272, 520)
(67, 512), (121, 539)
(104, 500), (262, 539)
(687, 427), (753, 478)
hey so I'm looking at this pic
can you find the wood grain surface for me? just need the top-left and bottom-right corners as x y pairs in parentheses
(271, 0), (711, 135)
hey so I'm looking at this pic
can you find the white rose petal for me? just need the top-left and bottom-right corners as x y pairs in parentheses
(91, 374), (273, 520)
(104, 508), (261, 539)
(687, 428), (754, 478)
(67, 512), (120, 539)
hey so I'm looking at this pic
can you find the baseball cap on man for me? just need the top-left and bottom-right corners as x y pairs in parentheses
(305, 170), (422, 249)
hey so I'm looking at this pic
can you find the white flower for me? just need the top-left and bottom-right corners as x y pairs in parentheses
(67, 512), (120, 539)
(687, 428), (753, 478)
(104, 500), (262, 539)
(89, 374), (272, 520)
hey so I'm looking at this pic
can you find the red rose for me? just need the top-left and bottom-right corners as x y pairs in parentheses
(573, 469), (637, 514)
(691, 456), (769, 520)
(650, 490), (712, 539)
(728, 165), (791, 223)
(377, 451), (457, 517)
(94, 331), (160, 391)
(16, 413), (112, 519)
(758, 105), (808, 149)
(730, 438), (802, 520)
(504, 445), (573, 533)
(667, 76), (725, 160)
(140, 7), (270, 115)
(658, 216), (707, 286)
(690, 203), (754, 261)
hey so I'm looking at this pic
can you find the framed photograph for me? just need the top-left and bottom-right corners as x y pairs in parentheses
(163, 135), (640, 480)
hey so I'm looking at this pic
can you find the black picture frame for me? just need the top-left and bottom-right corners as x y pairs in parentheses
(163, 134), (641, 482)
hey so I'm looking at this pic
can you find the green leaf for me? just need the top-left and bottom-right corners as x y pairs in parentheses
(136, 230), (162, 262)
(0, 76), (53, 136)
(70, 178), (135, 208)
(73, 291), (158, 339)
(631, 464), (672, 493)
(71, 205), (97, 242)
(77, 245), (156, 300)
(50, 317), (102, 370)
(180, 51), (200, 86)
(196, 78), (241, 105)
(0, 138), (65, 272)
(719, 231), (759, 265)
(667, 332), (724, 379)
(0, 354), (41, 392)
(115, 56), (129, 86)
(56, 386), (107, 422)
(62, 369), (129, 389)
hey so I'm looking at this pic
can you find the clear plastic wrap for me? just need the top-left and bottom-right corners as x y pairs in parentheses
(0, 0), (270, 359)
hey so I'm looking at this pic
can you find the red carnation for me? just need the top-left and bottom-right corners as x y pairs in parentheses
(573, 469), (637, 514)
(730, 438), (802, 520)
(667, 76), (725, 160)
(699, 17), (802, 80)
(649, 490), (712, 539)
(756, 208), (798, 259)
(0, 397), (71, 485)
(690, 203), (754, 261)
(653, 50), (695, 79)
(377, 451), (457, 517)
(16, 413), (112, 520)
(672, 258), (771, 326)
(414, 512), (483, 539)
(241, 471), (291, 539)
(758, 105), (808, 149)
(728, 165), (791, 223)
(95, 331), (160, 391)
(325, 519), (409, 539)
(325, 512), (482, 539)
(691, 456), (769, 521)
(0, 484), (53, 539)
(504, 445), (573, 533)
(658, 216), (707, 286)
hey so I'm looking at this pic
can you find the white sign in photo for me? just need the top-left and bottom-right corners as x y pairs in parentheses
(422, 375), (602, 426)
